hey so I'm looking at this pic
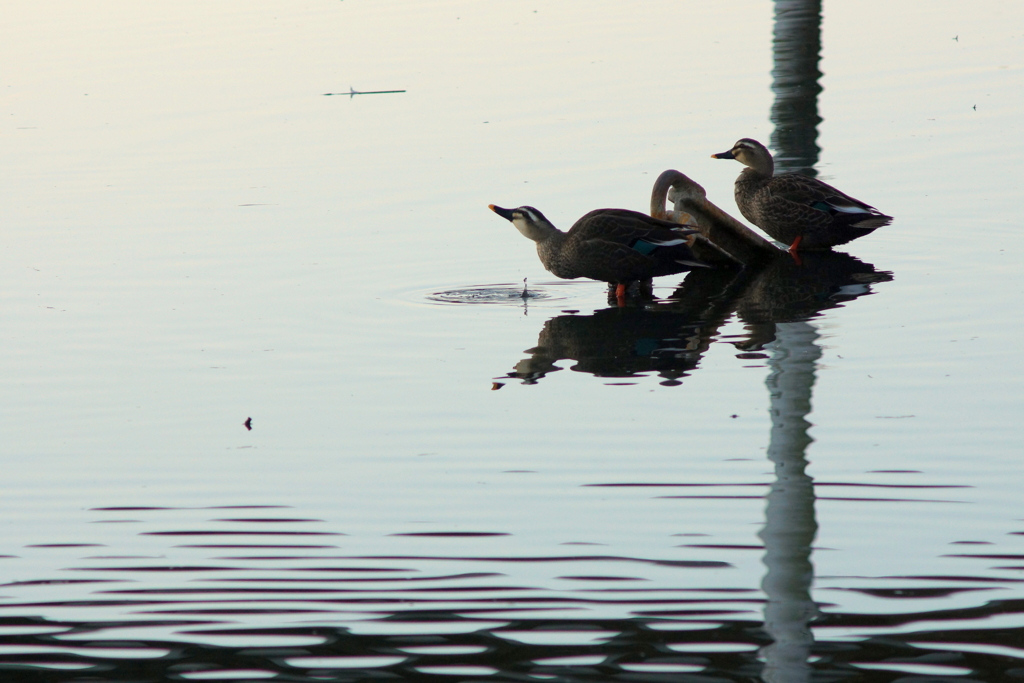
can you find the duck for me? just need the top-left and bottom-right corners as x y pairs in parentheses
(649, 170), (700, 226)
(488, 204), (706, 301)
(712, 138), (892, 254)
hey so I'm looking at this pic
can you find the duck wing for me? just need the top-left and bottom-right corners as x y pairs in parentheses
(569, 209), (698, 244)
(547, 209), (702, 281)
(769, 175), (891, 229)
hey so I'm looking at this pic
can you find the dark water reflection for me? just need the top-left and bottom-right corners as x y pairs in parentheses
(3, 521), (1024, 682)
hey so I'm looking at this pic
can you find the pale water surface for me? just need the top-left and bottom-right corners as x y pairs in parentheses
(2, 1), (1024, 681)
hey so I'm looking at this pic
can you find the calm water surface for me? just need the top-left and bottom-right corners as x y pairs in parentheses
(2, 1), (1024, 680)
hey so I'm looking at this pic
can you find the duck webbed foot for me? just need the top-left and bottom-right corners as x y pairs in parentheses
(787, 235), (804, 266)
(614, 283), (627, 307)
(607, 281), (654, 307)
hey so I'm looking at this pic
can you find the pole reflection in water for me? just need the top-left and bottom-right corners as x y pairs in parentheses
(770, 0), (822, 177)
(759, 2), (823, 678)
(765, 1), (827, 679)
(758, 322), (820, 683)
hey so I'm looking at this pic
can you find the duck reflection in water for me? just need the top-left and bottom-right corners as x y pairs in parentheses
(508, 302), (708, 386)
(503, 250), (891, 385)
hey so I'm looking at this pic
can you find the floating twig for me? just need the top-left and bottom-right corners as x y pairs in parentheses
(324, 86), (407, 99)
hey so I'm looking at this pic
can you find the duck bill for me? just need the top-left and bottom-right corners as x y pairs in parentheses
(488, 204), (515, 221)
(711, 150), (735, 159)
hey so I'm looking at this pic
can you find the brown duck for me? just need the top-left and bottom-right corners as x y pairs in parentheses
(712, 138), (892, 254)
(488, 204), (705, 300)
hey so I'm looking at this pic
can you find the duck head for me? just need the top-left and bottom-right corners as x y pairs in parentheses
(712, 138), (774, 176)
(489, 204), (558, 242)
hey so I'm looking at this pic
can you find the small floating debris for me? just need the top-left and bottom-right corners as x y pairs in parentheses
(324, 86), (407, 99)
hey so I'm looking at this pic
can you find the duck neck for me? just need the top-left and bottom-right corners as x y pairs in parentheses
(650, 170), (683, 219)
(745, 152), (774, 179)
(534, 231), (571, 275)
(516, 218), (565, 245)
